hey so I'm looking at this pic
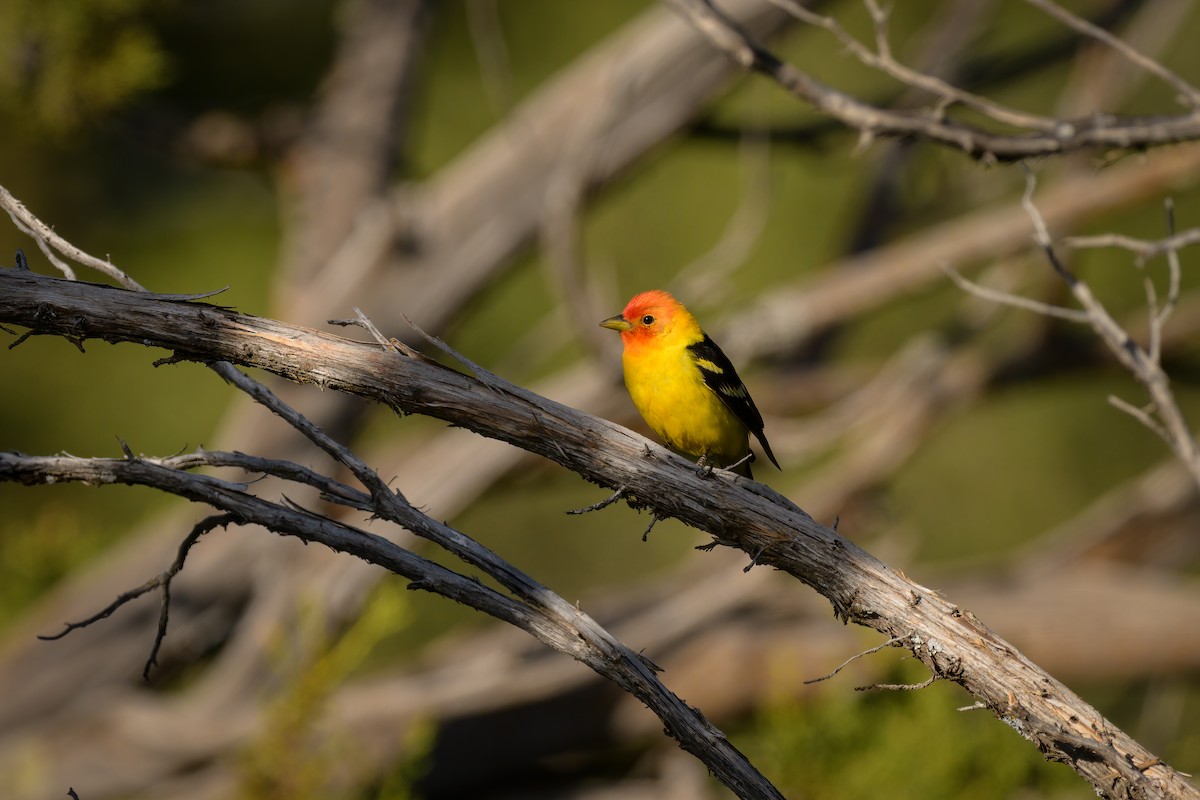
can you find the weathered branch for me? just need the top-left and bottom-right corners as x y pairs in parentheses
(949, 171), (1200, 490)
(38, 512), (238, 681)
(1, 268), (1195, 798)
(2, 443), (783, 800)
(668, 0), (1200, 161)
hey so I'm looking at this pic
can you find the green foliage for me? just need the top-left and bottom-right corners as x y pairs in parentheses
(238, 580), (430, 800)
(0, 504), (90, 626)
(365, 719), (436, 800)
(739, 671), (1086, 800)
(0, 0), (168, 134)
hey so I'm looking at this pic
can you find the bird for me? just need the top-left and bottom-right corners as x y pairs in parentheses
(599, 289), (780, 479)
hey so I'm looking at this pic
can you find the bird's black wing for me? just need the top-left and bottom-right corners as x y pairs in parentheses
(687, 334), (781, 470)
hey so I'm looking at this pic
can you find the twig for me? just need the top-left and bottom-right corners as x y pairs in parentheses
(1159, 200), (1184, 341)
(803, 634), (907, 685)
(1024, 0), (1200, 109)
(329, 306), (425, 360)
(668, 0), (1200, 161)
(743, 544), (766, 573)
(1021, 171), (1200, 485)
(567, 486), (627, 515)
(941, 264), (1089, 322)
(1107, 395), (1171, 447)
(39, 513), (236, 680)
(0, 185), (146, 290)
(1020, 167), (1076, 285)
(856, 673), (938, 692)
(767, 0), (1059, 133)
(642, 514), (662, 542)
(166, 448), (371, 509)
(945, 169), (1200, 491)
(1063, 227), (1200, 261)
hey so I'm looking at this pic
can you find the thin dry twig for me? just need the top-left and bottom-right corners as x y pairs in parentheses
(39, 513), (237, 680)
(1021, 171), (1200, 482)
(1024, 0), (1200, 109)
(942, 263), (1090, 322)
(567, 486), (627, 515)
(856, 673), (938, 692)
(0, 185), (145, 290)
(1065, 227), (1200, 261)
(1107, 395), (1172, 447)
(803, 634), (908, 685)
(768, 0), (1059, 132)
(669, 0), (1200, 161)
(947, 169), (1200, 491)
(329, 306), (426, 360)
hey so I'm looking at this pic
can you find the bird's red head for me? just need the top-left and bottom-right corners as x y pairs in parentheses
(599, 290), (697, 350)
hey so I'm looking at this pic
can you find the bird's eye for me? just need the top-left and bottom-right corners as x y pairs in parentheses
(641, 315), (655, 325)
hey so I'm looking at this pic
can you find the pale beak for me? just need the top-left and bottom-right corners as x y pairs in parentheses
(599, 314), (633, 332)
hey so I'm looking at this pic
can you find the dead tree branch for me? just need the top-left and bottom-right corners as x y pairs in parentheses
(669, 0), (1200, 161)
(1, 268), (1195, 798)
(1, 384), (785, 800)
(949, 171), (1200, 490)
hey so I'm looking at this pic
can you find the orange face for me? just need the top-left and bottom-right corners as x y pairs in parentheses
(599, 290), (680, 349)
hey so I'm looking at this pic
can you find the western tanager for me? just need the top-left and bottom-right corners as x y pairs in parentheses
(600, 289), (780, 478)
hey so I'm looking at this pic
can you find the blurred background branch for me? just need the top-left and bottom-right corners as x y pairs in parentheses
(1, 249), (1194, 797)
(2, 0), (1200, 798)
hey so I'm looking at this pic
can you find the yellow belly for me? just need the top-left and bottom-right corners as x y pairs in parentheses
(623, 345), (749, 466)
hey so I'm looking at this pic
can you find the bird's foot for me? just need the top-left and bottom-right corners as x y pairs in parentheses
(694, 453), (715, 478)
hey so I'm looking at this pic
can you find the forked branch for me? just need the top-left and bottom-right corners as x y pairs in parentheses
(668, 0), (1200, 161)
(1, 265), (1196, 798)
(948, 170), (1200, 489)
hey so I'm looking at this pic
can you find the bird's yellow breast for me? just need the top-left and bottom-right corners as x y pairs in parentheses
(622, 340), (749, 465)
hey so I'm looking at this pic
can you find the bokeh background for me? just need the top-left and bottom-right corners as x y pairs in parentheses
(2, 1), (1199, 798)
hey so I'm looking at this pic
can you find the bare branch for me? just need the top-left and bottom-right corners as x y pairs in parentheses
(2, 271), (1195, 797)
(942, 264), (1091, 322)
(0, 443), (786, 800)
(668, 0), (1200, 161)
(1064, 227), (1200, 260)
(768, 0), (1060, 132)
(1024, 0), (1200, 109)
(0, 186), (144, 290)
(947, 169), (1200, 492)
(1161, 200), (1183, 332)
(567, 486), (628, 515)
(856, 673), (939, 692)
(38, 513), (237, 680)
(1108, 394), (1172, 448)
